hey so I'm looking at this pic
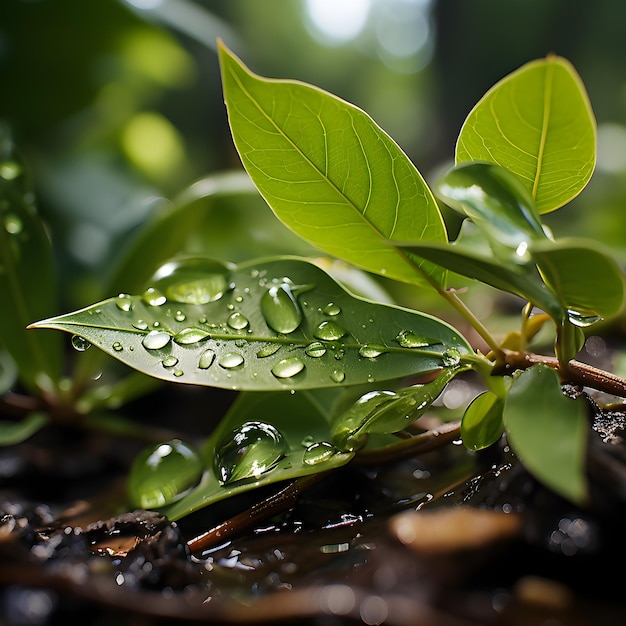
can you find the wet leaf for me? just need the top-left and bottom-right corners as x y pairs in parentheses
(461, 391), (504, 451)
(162, 390), (354, 520)
(503, 364), (588, 504)
(218, 41), (447, 288)
(0, 412), (48, 446)
(0, 129), (63, 393)
(456, 55), (596, 213)
(29, 257), (472, 391)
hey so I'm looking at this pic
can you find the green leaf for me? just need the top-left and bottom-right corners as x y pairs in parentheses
(218, 41), (447, 288)
(160, 390), (354, 520)
(29, 257), (472, 391)
(503, 364), (588, 504)
(331, 367), (464, 451)
(461, 391), (504, 451)
(0, 412), (48, 446)
(456, 55), (596, 213)
(435, 162), (547, 251)
(530, 238), (624, 322)
(400, 239), (564, 321)
(0, 130), (63, 393)
(0, 349), (18, 395)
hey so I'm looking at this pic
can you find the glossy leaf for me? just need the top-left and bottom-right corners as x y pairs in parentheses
(29, 257), (472, 391)
(0, 130), (62, 393)
(503, 364), (588, 504)
(530, 238), (624, 322)
(331, 367), (464, 452)
(161, 390), (354, 520)
(0, 413), (48, 446)
(218, 41), (447, 288)
(456, 55), (596, 213)
(461, 391), (504, 451)
(435, 162), (547, 250)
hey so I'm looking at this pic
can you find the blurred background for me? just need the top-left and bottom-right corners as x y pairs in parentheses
(2, 0), (626, 317)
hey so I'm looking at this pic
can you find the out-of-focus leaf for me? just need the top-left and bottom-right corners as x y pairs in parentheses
(456, 55), (596, 213)
(503, 364), (588, 504)
(218, 41), (447, 288)
(0, 413), (48, 446)
(461, 391), (504, 451)
(30, 257), (472, 391)
(0, 350), (18, 395)
(0, 130), (62, 393)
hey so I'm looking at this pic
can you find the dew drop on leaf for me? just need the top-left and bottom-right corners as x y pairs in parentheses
(442, 348), (461, 366)
(257, 344), (281, 358)
(142, 330), (172, 350)
(174, 310), (186, 322)
(127, 439), (204, 508)
(331, 369), (345, 383)
(304, 341), (327, 358)
(260, 282), (302, 334)
(395, 330), (433, 348)
(174, 327), (210, 345)
(115, 294), (133, 312)
(219, 352), (244, 369)
(162, 355), (179, 368)
(314, 320), (347, 341)
(142, 287), (167, 307)
(71, 335), (91, 352)
(567, 309), (603, 328)
(323, 302), (341, 316)
(150, 258), (231, 304)
(271, 356), (305, 379)
(132, 320), (148, 331)
(112, 342), (123, 352)
(214, 421), (287, 485)
(303, 441), (337, 465)
(359, 343), (386, 358)
(227, 311), (249, 330)
(198, 349), (216, 369)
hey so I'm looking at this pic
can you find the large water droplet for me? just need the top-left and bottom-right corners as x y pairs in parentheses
(132, 320), (149, 331)
(142, 287), (167, 306)
(3, 214), (22, 234)
(219, 352), (244, 369)
(330, 369), (345, 383)
(260, 282), (302, 334)
(314, 320), (347, 341)
(71, 335), (91, 352)
(174, 310), (186, 322)
(142, 330), (172, 350)
(567, 309), (603, 328)
(305, 341), (327, 358)
(271, 356), (305, 379)
(115, 293), (133, 312)
(257, 344), (281, 358)
(162, 355), (179, 368)
(359, 343), (387, 358)
(174, 327), (210, 345)
(198, 349), (216, 369)
(227, 311), (249, 330)
(149, 258), (231, 304)
(214, 421), (288, 485)
(395, 330), (433, 348)
(303, 441), (337, 465)
(127, 439), (204, 508)
(442, 348), (461, 366)
(323, 302), (341, 316)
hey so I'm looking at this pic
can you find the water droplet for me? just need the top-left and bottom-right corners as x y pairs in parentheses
(442, 348), (461, 366)
(567, 309), (603, 328)
(323, 302), (341, 316)
(227, 311), (249, 330)
(305, 341), (327, 358)
(142, 287), (167, 307)
(0, 161), (21, 180)
(127, 439), (204, 508)
(219, 352), (244, 369)
(173, 327), (210, 345)
(115, 293), (133, 312)
(162, 355), (179, 368)
(314, 320), (347, 341)
(71, 335), (91, 352)
(303, 441), (337, 465)
(142, 330), (172, 350)
(331, 369), (345, 383)
(214, 421), (287, 485)
(260, 282), (302, 334)
(257, 344), (281, 358)
(150, 258), (231, 304)
(359, 344), (387, 358)
(173, 369), (184, 377)
(132, 320), (148, 331)
(3, 214), (22, 234)
(174, 310), (186, 322)
(198, 349), (216, 369)
(112, 342), (123, 352)
(271, 356), (305, 379)
(395, 330), (433, 348)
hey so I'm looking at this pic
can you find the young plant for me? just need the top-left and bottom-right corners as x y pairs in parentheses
(19, 45), (626, 518)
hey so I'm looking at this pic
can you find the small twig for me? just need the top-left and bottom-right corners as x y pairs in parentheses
(187, 472), (328, 554)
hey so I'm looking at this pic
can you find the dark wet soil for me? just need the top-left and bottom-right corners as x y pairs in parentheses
(2, 386), (626, 626)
